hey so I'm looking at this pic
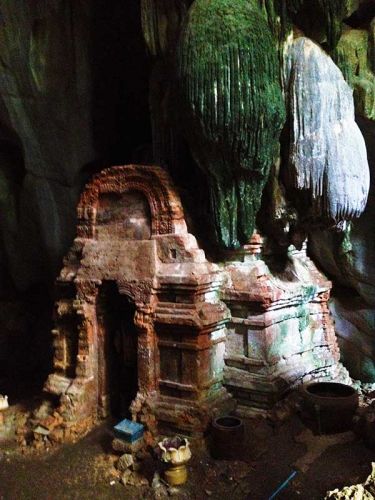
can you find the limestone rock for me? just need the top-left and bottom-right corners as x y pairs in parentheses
(330, 296), (375, 383)
(141, 0), (187, 58)
(335, 27), (375, 121)
(120, 469), (132, 486)
(116, 453), (134, 472)
(309, 116), (375, 307)
(123, 471), (149, 488)
(152, 472), (169, 498)
(305, 56), (375, 384)
(0, 1), (93, 290)
(284, 37), (370, 226)
(325, 462), (375, 499)
(286, 0), (358, 49)
(152, 471), (161, 489)
(155, 485), (169, 499)
(168, 486), (182, 496)
(176, 0), (285, 248)
(0, 395), (8, 410)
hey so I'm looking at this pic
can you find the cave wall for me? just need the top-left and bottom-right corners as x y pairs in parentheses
(0, 0), (152, 397)
(308, 8), (375, 382)
(141, 0), (375, 384)
(0, 1), (93, 291)
(0, 0), (151, 292)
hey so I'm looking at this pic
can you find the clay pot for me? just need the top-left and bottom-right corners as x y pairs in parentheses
(164, 464), (188, 486)
(211, 416), (245, 460)
(300, 382), (359, 434)
(157, 436), (191, 486)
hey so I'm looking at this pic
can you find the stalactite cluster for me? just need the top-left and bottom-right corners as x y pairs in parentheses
(176, 0), (285, 248)
(284, 37), (370, 224)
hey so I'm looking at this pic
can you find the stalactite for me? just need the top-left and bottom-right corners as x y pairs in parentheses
(176, 0), (285, 249)
(284, 37), (370, 225)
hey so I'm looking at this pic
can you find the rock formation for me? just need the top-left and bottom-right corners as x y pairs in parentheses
(286, 0), (359, 49)
(309, 116), (375, 382)
(307, 10), (375, 383)
(0, 1), (151, 396)
(0, 1), (93, 290)
(0, 0), (374, 442)
(335, 24), (375, 121)
(284, 37), (369, 226)
(176, 0), (285, 248)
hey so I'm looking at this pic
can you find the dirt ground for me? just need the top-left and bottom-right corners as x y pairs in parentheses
(0, 415), (374, 500)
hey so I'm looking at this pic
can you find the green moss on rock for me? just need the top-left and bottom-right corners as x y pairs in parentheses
(335, 28), (375, 121)
(176, 0), (285, 248)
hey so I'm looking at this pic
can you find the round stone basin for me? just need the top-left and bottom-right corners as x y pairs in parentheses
(300, 382), (359, 434)
(306, 382), (357, 399)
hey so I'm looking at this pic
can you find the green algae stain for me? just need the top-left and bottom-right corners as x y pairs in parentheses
(177, 0), (286, 249)
(298, 308), (309, 334)
(267, 321), (290, 362)
(336, 222), (355, 270)
(361, 358), (375, 383)
(334, 28), (375, 121)
(301, 284), (317, 304)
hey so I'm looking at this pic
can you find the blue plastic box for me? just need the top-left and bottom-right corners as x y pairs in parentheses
(113, 419), (144, 443)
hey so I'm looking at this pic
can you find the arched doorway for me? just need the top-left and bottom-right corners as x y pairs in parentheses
(97, 281), (138, 418)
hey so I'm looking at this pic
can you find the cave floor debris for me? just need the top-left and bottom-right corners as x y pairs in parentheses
(0, 416), (374, 500)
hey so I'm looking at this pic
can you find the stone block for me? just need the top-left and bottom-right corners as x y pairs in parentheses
(116, 453), (134, 472)
(112, 437), (144, 454)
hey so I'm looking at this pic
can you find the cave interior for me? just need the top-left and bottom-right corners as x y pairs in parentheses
(0, 1), (375, 499)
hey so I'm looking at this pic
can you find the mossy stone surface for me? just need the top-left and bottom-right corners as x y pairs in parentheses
(335, 28), (375, 121)
(177, 0), (285, 249)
